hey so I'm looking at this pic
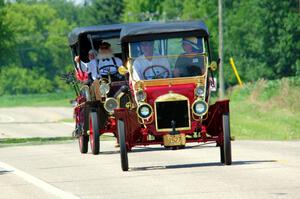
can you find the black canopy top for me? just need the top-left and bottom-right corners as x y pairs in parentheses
(120, 20), (209, 42)
(68, 23), (124, 46)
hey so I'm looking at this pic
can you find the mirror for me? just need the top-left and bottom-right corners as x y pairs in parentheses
(209, 61), (218, 71)
(118, 66), (129, 76)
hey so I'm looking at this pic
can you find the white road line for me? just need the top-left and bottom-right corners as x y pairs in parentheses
(0, 161), (81, 199)
(0, 115), (15, 123)
(63, 122), (75, 127)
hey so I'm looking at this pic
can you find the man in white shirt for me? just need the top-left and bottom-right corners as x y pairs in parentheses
(97, 42), (123, 80)
(74, 49), (99, 80)
(132, 41), (170, 80)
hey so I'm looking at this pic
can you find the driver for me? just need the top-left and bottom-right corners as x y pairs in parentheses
(97, 42), (123, 80)
(174, 37), (205, 77)
(132, 40), (170, 80)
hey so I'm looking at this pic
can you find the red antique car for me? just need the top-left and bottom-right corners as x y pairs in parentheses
(115, 21), (232, 171)
(67, 24), (127, 155)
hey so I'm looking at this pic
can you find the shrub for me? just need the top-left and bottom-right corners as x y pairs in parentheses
(0, 65), (53, 95)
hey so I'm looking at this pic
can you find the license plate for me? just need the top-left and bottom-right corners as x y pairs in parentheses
(163, 134), (186, 147)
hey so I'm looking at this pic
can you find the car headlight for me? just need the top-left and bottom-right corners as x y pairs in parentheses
(104, 98), (119, 113)
(137, 103), (153, 119)
(194, 86), (204, 97)
(136, 90), (146, 102)
(100, 83), (110, 95)
(192, 100), (208, 116)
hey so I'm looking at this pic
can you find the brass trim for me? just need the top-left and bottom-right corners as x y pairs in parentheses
(134, 81), (145, 90)
(90, 80), (102, 102)
(104, 97), (119, 114)
(191, 100), (208, 117)
(140, 76), (205, 88)
(136, 103), (153, 120)
(194, 85), (205, 97)
(163, 133), (186, 146)
(118, 66), (129, 75)
(154, 93), (191, 132)
(192, 113), (201, 121)
(136, 89), (147, 102)
(155, 92), (188, 102)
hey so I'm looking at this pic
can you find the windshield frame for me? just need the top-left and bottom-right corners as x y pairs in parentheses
(126, 36), (209, 82)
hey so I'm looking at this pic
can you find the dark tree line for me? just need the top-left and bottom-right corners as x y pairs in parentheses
(0, 0), (299, 94)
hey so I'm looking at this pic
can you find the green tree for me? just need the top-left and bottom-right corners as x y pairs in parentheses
(224, 0), (300, 84)
(259, 0), (300, 77)
(161, 0), (184, 21)
(3, 3), (73, 75)
(0, 65), (53, 95)
(83, 0), (124, 25)
(42, 0), (85, 26)
(123, 0), (162, 22)
(0, 0), (11, 66)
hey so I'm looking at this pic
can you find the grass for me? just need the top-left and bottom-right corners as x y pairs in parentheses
(228, 77), (300, 140)
(0, 135), (115, 148)
(0, 92), (74, 107)
(0, 137), (75, 148)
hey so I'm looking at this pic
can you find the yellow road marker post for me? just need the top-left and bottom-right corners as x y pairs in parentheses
(229, 57), (243, 87)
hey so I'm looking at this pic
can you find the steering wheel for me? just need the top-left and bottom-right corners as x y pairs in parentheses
(99, 64), (118, 73)
(98, 64), (121, 79)
(143, 65), (170, 80)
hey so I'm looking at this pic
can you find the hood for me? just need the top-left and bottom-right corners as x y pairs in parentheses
(144, 83), (196, 105)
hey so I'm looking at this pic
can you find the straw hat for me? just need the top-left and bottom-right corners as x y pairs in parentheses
(182, 37), (199, 50)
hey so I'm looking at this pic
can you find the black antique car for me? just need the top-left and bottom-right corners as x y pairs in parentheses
(67, 24), (127, 155)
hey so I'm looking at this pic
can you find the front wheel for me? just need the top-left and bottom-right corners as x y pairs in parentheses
(117, 120), (128, 171)
(79, 135), (89, 154)
(89, 111), (100, 155)
(220, 113), (232, 165)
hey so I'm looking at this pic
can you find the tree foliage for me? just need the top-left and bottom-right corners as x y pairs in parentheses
(123, 0), (162, 22)
(84, 0), (124, 25)
(224, 0), (300, 83)
(0, 0), (299, 94)
(0, 65), (53, 95)
(0, 0), (11, 65)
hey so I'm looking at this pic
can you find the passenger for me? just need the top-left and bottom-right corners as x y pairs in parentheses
(174, 37), (205, 77)
(74, 49), (99, 81)
(132, 40), (170, 80)
(97, 42), (123, 81)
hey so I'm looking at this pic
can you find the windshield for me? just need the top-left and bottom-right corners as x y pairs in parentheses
(128, 37), (207, 81)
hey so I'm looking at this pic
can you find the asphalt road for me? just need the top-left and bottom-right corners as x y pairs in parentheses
(0, 140), (300, 199)
(0, 107), (73, 138)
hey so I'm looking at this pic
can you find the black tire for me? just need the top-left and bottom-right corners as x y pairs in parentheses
(89, 111), (100, 155)
(79, 135), (89, 154)
(117, 120), (129, 171)
(220, 113), (232, 165)
(220, 144), (225, 163)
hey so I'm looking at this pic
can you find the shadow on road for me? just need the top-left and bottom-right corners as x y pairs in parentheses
(130, 160), (277, 172)
(100, 142), (216, 155)
(0, 170), (12, 175)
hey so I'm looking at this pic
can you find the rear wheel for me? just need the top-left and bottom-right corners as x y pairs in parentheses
(220, 113), (232, 165)
(117, 120), (128, 171)
(89, 111), (100, 155)
(79, 135), (89, 153)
